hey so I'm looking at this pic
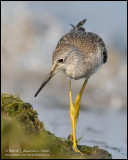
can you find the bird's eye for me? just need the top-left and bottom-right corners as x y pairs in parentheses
(58, 59), (64, 63)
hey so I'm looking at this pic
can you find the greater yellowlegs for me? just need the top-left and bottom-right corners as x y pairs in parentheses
(35, 19), (107, 154)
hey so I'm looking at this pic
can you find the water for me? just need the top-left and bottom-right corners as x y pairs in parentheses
(2, 1), (127, 49)
(36, 105), (127, 159)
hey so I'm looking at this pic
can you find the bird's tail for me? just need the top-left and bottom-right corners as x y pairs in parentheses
(70, 19), (86, 32)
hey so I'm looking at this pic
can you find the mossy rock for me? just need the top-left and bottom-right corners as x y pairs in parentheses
(1, 93), (44, 134)
(1, 93), (112, 159)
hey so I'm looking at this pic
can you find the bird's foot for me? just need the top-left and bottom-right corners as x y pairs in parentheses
(73, 146), (83, 155)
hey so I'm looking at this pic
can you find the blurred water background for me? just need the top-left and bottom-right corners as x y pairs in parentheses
(1, 1), (127, 159)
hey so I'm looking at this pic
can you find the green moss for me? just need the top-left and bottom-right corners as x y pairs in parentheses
(1, 93), (44, 134)
(1, 93), (112, 159)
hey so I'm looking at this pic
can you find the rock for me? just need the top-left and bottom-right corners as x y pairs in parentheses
(1, 93), (112, 159)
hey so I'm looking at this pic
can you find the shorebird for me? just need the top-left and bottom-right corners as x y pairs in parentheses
(35, 19), (107, 154)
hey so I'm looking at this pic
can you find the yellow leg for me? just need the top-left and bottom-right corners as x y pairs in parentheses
(68, 78), (83, 154)
(74, 79), (88, 132)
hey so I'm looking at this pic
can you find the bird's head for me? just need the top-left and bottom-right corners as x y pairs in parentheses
(35, 44), (74, 97)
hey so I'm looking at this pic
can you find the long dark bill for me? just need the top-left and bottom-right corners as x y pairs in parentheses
(34, 70), (55, 97)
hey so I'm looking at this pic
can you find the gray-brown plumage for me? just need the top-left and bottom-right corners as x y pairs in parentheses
(35, 19), (107, 96)
(52, 19), (107, 80)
